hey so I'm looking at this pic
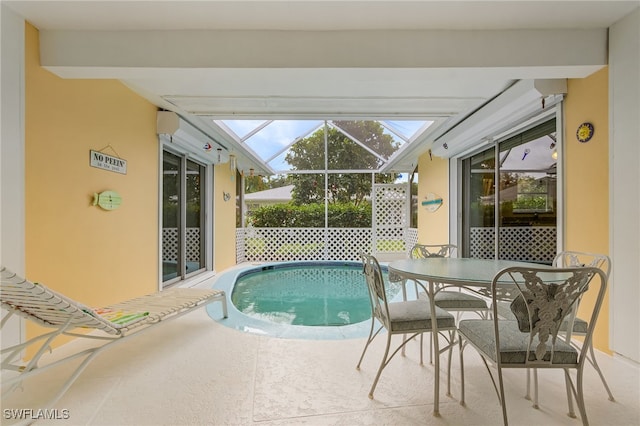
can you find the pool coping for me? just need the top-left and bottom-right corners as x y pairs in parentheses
(204, 260), (404, 340)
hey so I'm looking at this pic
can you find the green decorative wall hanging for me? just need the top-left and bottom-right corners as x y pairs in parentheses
(93, 190), (122, 211)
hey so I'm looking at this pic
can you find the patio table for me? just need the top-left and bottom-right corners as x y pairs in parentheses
(388, 257), (541, 416)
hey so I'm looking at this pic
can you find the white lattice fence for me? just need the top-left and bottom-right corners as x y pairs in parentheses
(373, 183), (409, 255)
(326, 228), (372, 260)
(375, 227), (406, 252)
(470, 226), (557, 263)
(405, 228), (419, 250)
(239, 228), (373, 262)
(162, 228), (202, 262)
(374, 184), (409, 227)
(236, 228), (246, 264)
(235, 227), (418, 263)
(163, 228), (178, 261)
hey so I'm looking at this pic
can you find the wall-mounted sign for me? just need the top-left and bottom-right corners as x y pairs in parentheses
(90, 150), (127, 174)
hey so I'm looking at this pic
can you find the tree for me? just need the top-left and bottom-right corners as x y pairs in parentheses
(244, 175), (269, 194)
(244, 174), (292, 194)
(285, 121), (400, 205)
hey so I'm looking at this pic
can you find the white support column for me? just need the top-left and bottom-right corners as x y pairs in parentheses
(609, 8), (640, 363)
(1, 5), (26, 351)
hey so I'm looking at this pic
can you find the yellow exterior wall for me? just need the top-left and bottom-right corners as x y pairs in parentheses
(213, 165), (237, 271)
(415, 70), (611, 352)
(417, 153), (450, 244)
(564, 68), (611, 353)
(25, 24), (159, 347)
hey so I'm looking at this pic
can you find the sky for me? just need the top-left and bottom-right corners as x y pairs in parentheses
(218, 119), (431, 172)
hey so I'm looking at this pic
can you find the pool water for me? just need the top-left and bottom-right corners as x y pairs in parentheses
(231, 263), (400, 327)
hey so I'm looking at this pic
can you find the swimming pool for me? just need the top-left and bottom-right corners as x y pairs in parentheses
(207, 261), (405, 340)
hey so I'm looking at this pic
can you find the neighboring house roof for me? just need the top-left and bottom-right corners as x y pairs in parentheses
(244, 185), (294, 202)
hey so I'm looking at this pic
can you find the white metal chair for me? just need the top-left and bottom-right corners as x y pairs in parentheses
(492, 251), (614, 412)
(458, 265), (608, 426)
(356, 253), (457, 401)
(409, 244), (489, 363)
(411, 244), (489, 316)
(525, 251), (614, 412)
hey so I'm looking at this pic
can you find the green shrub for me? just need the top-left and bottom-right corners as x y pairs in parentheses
(249, 202), (371, 227)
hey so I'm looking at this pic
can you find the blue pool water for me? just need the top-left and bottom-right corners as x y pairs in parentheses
(208, 261), (405, 339)
(233, 263), (375, 326)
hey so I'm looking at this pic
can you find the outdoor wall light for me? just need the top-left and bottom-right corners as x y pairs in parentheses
(550, 142), (558, 160)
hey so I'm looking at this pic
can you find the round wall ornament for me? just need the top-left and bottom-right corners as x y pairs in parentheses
(576, 122), (594, 143)
(421, 193), (443, 212)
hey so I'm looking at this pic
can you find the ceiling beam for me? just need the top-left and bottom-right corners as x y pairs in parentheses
(40, 29), (606, 75)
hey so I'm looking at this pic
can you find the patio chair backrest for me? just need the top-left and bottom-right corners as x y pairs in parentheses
(553, 251), (611, 278)
(1, 266), (120, 335)
(493, 265), (607, 365)
(360, 253), (390, 329)
(410, 243), (456, 259)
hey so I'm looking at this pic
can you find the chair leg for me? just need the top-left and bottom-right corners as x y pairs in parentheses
(524, 367), (541, 408)
(587, 341), (615, 401)
(356, 319), (377, 370)
(528, 341), (614, 414)
(459, 337), (466, 406)
(368, 330), (393, 399)
(563, 368), (588, 424)
(446, 330), (454, 397)
(429, 332), (434, 364)
(533, 368), (539, 409)
(565, 368), (577, 418)
(401, 333), (407, 357)
(574, 367), (590, 426)
(433, 331), (441, 417)
(496, 367), (509, 426)
(400, 280), (413, 359)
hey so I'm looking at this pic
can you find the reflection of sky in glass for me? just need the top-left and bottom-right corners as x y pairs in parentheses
(244, 120), (323, 160)
(500, 135), (557, 172)
(268, 150), (293, 172)
(383, 120), (433, 140)
(223, 120), (269, 139)
(220, 119), (434, 173)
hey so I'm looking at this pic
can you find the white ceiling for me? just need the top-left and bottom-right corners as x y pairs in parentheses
(5, 0), (638, 172)
(7, 1), (638, 31)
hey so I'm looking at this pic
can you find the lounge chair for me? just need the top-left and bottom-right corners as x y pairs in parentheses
(1, 265), (227, 412)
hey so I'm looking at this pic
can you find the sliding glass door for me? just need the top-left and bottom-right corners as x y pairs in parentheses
(462, 119), (558, 263)
(162, 151), (206, 286)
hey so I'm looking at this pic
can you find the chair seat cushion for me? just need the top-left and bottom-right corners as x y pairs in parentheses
(496, 302), (588, 334)
(458, 319), (578, 365)
(418, 291), (488, 310)
(378, 299), (456, 332)
(560, 317), (588, 334)
(496, 301), (516, 320)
